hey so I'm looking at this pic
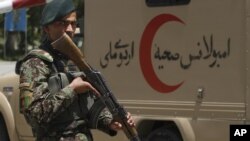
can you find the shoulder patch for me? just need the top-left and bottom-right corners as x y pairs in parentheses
(28, 49), (53, 62)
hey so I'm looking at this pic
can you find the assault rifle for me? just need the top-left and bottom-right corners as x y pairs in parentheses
(51, 33), (141, 141)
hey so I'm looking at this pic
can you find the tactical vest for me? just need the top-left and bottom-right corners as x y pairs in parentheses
(16, 48), (99, 140)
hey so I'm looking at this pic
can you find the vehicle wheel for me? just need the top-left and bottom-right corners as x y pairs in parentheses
(0, 115), (10, 141)
(146, 126), (182, 141)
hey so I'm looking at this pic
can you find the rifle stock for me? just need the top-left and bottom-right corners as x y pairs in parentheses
(51, 33), (141, 141)
(51, 33), (91, 71)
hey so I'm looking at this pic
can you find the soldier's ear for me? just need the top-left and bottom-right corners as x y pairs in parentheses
(43, 26), (49, 34)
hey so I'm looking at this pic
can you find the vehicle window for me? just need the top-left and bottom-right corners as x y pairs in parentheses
(146, 0), (190, 7)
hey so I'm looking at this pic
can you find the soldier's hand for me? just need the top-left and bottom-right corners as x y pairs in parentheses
(69, 77), (100, 96)
(109, 112), (136, 131)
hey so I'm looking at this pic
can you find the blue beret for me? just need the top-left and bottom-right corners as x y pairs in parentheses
(40, 0), (75, 26)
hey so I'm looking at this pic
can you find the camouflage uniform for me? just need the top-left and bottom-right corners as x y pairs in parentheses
(17, 39), (117, 141)
(16, 0), (117, 140)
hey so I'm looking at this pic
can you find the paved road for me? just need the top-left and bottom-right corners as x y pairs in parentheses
(0, 61), (16, 75)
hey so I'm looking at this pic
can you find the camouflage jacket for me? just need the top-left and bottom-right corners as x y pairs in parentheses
(17, 41), (117, 141)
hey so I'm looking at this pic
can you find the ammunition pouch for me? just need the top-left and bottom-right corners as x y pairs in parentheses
(48, 71), (85, 93)
(48, 73), (70, 94)
(47, 71), (106, 129)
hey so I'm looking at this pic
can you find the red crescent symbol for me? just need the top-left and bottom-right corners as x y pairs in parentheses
(139, 14), (184, 93)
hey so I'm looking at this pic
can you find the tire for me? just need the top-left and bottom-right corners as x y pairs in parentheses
(146, 126), (182, 141)
(0, 115), (10, 141)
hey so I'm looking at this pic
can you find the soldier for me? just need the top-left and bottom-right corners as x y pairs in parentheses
(16, 0), (135, 140)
